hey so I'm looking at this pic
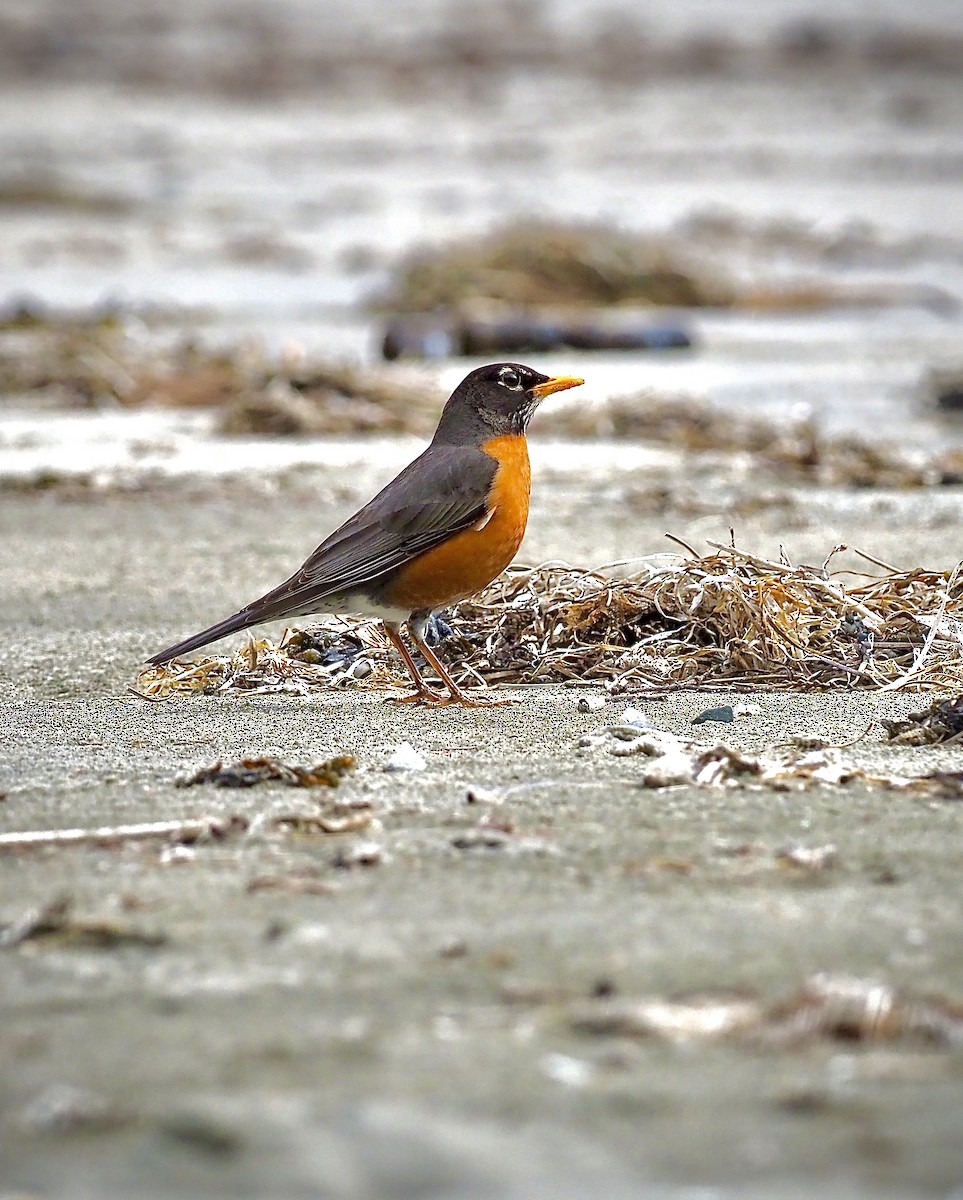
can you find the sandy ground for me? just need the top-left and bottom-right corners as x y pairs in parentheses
(2, 465), (963, 1200)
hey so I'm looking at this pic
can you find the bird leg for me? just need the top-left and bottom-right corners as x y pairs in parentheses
(383, 623), (447, 704)
(406, 623), (514, 708)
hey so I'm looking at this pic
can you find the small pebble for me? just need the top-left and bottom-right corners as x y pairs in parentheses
(692, 705), (736, 725)
(332, 841), (386, 869)
(465, 785), (504, 805)
(577, 695), (606, 713)
(384, 742), (426, 772)
(619, 707), (651, 729)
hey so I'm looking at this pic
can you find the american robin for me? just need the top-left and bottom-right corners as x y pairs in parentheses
(147, 362), (583, 706)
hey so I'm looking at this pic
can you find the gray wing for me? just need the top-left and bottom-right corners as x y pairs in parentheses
(147, 442), (494, 663)
(278, 442), (495, 603)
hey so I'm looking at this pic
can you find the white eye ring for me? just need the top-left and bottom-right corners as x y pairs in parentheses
(499, 368), (522, 390)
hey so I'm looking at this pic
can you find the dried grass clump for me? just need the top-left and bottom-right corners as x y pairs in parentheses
(378, 222), (732, 312)
(217, 363), (439, 437)
(377, 220), (942, 316)
(0, 311), (248, 409)
(137, 545), (963, 698)
(0, 308), (441, 435)
(881, 695), (963, 746)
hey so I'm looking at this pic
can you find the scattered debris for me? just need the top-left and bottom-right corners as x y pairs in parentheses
(331, 841), (387, 869)
(176, 754), (356, 789)
(271, 808), (374, 836)
(246, 869), (339, 896)
(0, 815), (248, 852)
(758, 974), (963, 1048)
(901, 770), (963, 800)
(579, 724), (960, 795)
(774, 843), (839, 871)
(136, 629), (398, 699)
(570, 990), (763, 1041)
(881, 695), (963, 745)
(383, 743), (427, 773)
(568, 974), (963, 1048)
(19, 1083), (128, 1134)
(139, 546), (963, 695)
(283, 628), (365, 668)
(0, 895), (165, 950)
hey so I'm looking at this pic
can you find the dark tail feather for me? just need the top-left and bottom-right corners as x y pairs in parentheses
(146, 608), (264, 666)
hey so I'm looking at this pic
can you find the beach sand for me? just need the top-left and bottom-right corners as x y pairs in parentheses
(2, 469), (963, 1200)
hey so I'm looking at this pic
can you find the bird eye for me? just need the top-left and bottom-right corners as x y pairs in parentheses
(498, 367), (521, 390)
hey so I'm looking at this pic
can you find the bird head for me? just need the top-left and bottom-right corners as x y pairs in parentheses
(435, 362), (584, 440)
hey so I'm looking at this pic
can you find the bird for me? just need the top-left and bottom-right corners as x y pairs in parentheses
(147, 362), (584, 706)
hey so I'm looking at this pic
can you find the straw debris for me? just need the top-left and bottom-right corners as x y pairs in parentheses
(569, 974), (963, 1048)
(177, 754), (356, 789)
(880, 695), (963, 746)
(137, 546), (963, 698)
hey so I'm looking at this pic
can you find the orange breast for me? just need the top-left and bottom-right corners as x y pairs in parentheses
(386, 434), (530, 612)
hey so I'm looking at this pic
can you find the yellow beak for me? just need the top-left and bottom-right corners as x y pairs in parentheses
(531, 375), (585, 400)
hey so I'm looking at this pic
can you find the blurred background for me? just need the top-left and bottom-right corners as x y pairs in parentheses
(1, 0), (963, 476)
